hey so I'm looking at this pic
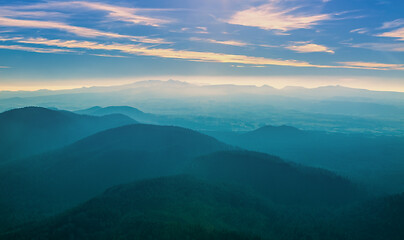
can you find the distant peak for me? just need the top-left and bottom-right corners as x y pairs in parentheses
(128, 79), (192, 87)
(103, 106), (144, 113)
(3, 106), (52, 114)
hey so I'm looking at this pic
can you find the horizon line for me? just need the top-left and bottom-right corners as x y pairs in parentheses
(1, 78), (404, 93)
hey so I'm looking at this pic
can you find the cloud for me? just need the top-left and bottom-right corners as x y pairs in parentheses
(195, 26), (209, 34)
(0, 16), (169, 44)
(190, 37), (248, 47)
(380, 19), (404, 29)
(350, 28), (368, 34)
(0, 66), (9, 68)
(286, 42), (335, 53)
(350, 42), (404, 52)
(226, 1), (333, 32)
(0, 36), (23, 41)
(376, 19), (404, 41)
(196, 27), (208, 31)
(0, 16), (126, 38)
(0, 9), (65, 19)
(338, 61), (404, 70)
(173, 27), (209, 34)
(5, 37), (401, 71)
(0, 44), (76, 53)
(15, 37), (330, 68)
(90, 53), (129, 58)
(376, 27), (404, 41)
(63, 1), (171, 27)
(3, 1), (171, 27)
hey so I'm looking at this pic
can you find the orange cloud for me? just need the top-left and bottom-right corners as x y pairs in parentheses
(227, 1), (332, 32)
(6, 37), (404, 71)
(286, 42), (335, 53)
(190, 38), (248, 47)
(64, 1), (171, 27)
(4, 1), (171, 27)
(0, 44), (75, 53)
(377, 27), (404, 41)
(338, 61), (404, 70)
(0, 16), (169, 44)
(17, 37), (322, 68)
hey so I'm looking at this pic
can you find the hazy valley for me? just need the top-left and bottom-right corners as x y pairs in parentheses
(0, 81), (404, 239)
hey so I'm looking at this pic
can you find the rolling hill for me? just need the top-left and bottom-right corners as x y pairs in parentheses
(186, 151), (363, 206)
(1, 175), (272, 240)
(3, 175), (400, 240)
(208, 125), (404, 193)
(0, 124), (230, 228)
(75, 106), (158, 124)
(0, 107), (136, 162)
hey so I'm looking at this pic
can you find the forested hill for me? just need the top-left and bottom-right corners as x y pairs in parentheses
(0, 107), (136, 162)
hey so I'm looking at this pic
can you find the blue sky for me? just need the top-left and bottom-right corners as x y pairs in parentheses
(0, 0), (403, 91)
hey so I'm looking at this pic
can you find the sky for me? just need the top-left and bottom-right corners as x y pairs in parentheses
(0, 0), (403, 91)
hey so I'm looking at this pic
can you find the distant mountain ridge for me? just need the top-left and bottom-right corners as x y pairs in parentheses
(2, 80), (403, 101)
(0, 107), (136, 162)
(75, 106), (157, 124)
(1, 81), (403, 135)
(208, 124), (404, 193)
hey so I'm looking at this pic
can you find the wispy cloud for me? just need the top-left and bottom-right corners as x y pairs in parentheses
(0, 16), (126, 38)
(15, 37), (331, 68)
(0, 9), (65, 19)
(0, 36), (23, 41)
(190, 37), (248, 47)
(349, 42), (404, 52)
(61, 1), (171, 27)
(338, 61), (404, 70)
(377, 27), (404, 41)
(286, 41), (335, 53)
(3, 1), (171, 27)
(90, 53), (129, 58)
(173, 27), (209, 34)
(0, 16), (169, 44)
(376, 19), (404, 41)
(226, 1), (333, 32)
(380, 19), (404, 29)
(350, 28), (368, 34)
(12, 37), (403, 71)
(0, 44), (76, 53)
(0, 66), (10, 68)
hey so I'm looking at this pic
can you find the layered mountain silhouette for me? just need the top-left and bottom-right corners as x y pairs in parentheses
(0, 107), (136, 162)
(0, 124), (230, 228)
(1, 176), (272, 240)
(75, 105), (249, 131)
(209, 125), (404, 193)
(2, 175), (402, 240)
(75, 106), (158, 124)
(187, 151), (362, 205)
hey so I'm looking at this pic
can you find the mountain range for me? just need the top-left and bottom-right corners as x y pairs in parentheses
(0, 106), (403, 239)
(208, 125), (404, 193)
(0, 122), (230, 228)
(2, 175), (403, 240)
(1, 81), (403, 135)
(0, 107), (136, 162)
